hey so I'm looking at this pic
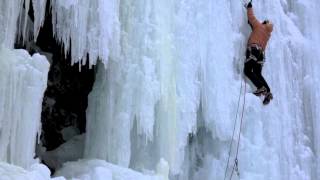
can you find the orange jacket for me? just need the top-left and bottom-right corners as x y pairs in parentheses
(247, 7), (273, 50)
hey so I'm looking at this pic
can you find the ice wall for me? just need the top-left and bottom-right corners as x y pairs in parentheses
(0, 47), (49, 168)
(85, 0), (320, 180)
(0, 0), (319, 179)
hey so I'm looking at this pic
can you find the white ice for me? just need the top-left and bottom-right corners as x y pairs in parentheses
(0, 47), (49, 168)
(0, 159), (165, 180)
(40, 135), (85, 170)
(85, 0), (320, 179)
(0, 162), (61, 180)
(54, 159), (167, 180)
(0, 0), (319, 180)
(50, 0), (120, 67)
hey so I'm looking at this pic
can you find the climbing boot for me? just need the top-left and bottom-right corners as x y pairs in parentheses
(253, 86), (267, 96)
(263, 92), (273, 105)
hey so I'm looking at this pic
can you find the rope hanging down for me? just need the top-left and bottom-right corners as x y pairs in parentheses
(223, 77), (247, 180)
(223, 77), (243, 180)
(223, 1), (250, 179)
(230, 82), (246, 180)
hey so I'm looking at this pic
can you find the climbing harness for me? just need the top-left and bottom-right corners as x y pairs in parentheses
(223, 74), (247, 180)
(245, 44), (265, 64)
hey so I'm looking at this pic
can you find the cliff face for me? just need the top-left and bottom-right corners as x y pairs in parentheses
(0, 0), (319, 180)
(85, 1), (320, 179)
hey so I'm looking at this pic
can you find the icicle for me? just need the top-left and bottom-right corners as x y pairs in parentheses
(32, 0), (47, 41)
(0, 0), (23, 48)
(22, 0), (31, 41)
(50, 0), (119, 66)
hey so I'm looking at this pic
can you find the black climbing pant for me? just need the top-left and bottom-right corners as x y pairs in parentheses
(244, 47), (270, 92)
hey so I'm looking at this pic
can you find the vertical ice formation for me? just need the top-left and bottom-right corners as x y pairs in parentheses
(292, 0), (320, 178)
(0, 0), (23, 48)
(85, 0), (320, 179)
(85, 0), (240, 175)
(51, 0), (120, 67)
(85, 0), (161, 168)
(0, 0), (319, 179)
(0, 48), (49, 168)
(32, 0), (47, 40)
(1, 0), (119, 67)
(0, 0), (47, 47)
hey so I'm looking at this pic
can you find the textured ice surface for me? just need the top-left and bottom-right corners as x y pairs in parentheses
(51, 0), (120, 67)
(32, 0), (47, 40)
(0, 47), (49, 168)
(55, 159), (167, 180)
(40, 135), (85, 170)
(85, 0), (320, 179)
(0, 162), (64, 180)
(0, 162), (50, 180)
(0, 160), (166, 180)
(0, 0), (319, 180)
(0, 0), (24, 48)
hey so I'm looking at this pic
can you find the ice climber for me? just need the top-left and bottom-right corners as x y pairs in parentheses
(244, 1), (273, 105)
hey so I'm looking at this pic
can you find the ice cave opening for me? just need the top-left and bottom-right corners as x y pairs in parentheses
(14, 1), (95, 173)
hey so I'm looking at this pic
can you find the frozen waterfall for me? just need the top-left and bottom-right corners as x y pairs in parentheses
(0, 47), (49, 168)
(0, 0), (319, 179)
(85, 0), (320, 179)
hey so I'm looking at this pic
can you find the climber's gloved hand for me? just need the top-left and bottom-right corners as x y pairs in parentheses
(244, 0), (252, 9)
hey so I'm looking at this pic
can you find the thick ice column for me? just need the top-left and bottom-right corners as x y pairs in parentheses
(152, 0), (178, 173)
(85, 0), (187, 173)
(0, 47), (49, 168)
(85, 63), (132, 166)
(85, 0), (161, 168)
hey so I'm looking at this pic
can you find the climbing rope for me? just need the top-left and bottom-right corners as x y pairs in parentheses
(223, 2), (250, 179)
(223, 77), (247, 180)
(230, 82), (247, 180)
(223, 76), (243, 180)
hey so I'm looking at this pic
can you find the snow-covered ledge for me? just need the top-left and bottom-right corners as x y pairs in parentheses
(0, 162), (59, 180)
(54, 159), (168, 180)
(0, 159), (168, 180)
